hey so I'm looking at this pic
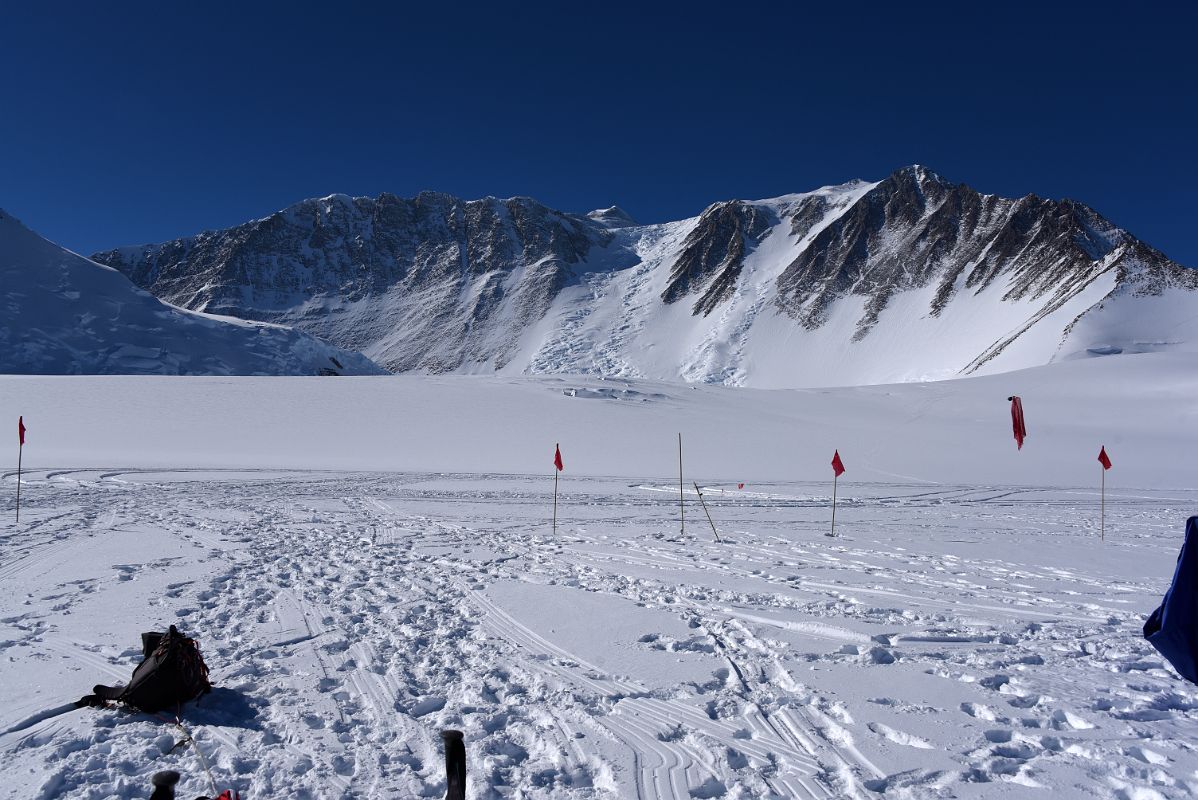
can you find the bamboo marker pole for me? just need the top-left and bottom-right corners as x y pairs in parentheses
(14, 431), (22, 524)
(694, 482), (721, 543)
(1097, 446), (1112, 541)
(15, 417), (23, 524)
(1100, 463), (1105, 541)
(829, 472), (838, 538)
(552, 443), (559, 535)
(678, 433), (685, 535)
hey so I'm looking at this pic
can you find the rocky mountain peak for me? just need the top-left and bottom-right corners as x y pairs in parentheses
(660, 200), (776, 316)
(86, 169), (1197, 386)
(91, 190), (614, 373)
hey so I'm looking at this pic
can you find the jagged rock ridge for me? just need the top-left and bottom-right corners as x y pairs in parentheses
(0, 210), (385, 376)
(92, 168), (1197, 387)
(773, 167), (1195, 345)
(661, 201), (776, 316)
(96, 193), (616, 372)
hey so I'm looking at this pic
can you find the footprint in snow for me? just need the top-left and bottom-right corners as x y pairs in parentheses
(868, 722), (934, 749)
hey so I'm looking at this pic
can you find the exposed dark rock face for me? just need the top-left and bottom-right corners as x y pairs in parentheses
(92, 168), (1195, 383)
(95, 193), (611, 372)
(661, 201), (775, 316)
(0, 209), (385, 377)
(773, 167), (1195, 343)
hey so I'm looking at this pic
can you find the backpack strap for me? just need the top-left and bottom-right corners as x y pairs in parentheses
(91, 683), (127, 702)
(141, 631), (166, 658)
(75, 682), (124, 708)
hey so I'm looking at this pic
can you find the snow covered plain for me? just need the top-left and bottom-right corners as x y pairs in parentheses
(2, 355), (1197, 799)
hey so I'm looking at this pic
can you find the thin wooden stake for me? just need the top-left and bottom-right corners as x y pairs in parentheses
(15, 439), (22, 524)
(828, 473), (838, 537)
(694, 482), (722, 543)
(678, 433), (685, 535)
(1100, 465), (1105, 541)
(552, 443), (559, 535)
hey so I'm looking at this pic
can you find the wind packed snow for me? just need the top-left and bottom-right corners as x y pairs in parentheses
(2, 357), (1197, 799)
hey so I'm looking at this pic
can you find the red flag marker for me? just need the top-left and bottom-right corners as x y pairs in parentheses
(1098, 446), (1112, 470)
(18, 416), (26, 446)
(829, 450), (845, 537)
(1008, 396), (1026, 450)
(737, 483), (744, 490)
(552, 443), (563, 533)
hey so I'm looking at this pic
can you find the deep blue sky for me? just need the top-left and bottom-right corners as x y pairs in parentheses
(2, 1), (1195, 264)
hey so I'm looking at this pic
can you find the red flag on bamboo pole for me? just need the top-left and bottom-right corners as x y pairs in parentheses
(828, 450), (845, 537)
(18, 416), (25, 446)
(552, 443), (563, 534)
(1008, 396), (1026, 449)
(1098, 446), (1112, 540)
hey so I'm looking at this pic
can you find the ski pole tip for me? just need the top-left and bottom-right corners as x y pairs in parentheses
(152, 770), (179, 785)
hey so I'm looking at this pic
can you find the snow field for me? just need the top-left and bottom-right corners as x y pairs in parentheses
(1, 470), (1196, 799)
(1, 359), (1197, 798)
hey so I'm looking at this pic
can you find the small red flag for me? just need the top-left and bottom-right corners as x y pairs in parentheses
(1009, 396), (1026, 450)
(18, 416), (25, 446)
(553, 444), (563, 472)
(737, 483), (744, 490)
(1098, 446), (1112, 470)
(831, 450), (845, 477)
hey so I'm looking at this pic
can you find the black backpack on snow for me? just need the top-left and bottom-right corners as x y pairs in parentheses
(77, 625), (212, 713)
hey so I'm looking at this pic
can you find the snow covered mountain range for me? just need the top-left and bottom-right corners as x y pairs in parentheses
(71, 166), (1198, 386)
(0, 210), (383, 376)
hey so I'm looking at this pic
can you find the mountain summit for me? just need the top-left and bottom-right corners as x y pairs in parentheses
(587, 206), (638, 228)
(92, 168), (1197, 387)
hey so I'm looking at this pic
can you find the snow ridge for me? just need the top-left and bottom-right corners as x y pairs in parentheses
(89, 168), (1198, 387)
(0, 210), (384, 376)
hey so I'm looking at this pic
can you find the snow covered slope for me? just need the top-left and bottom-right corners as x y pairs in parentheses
(0, 210), (384, 376)
(94, 167), (1198, 387)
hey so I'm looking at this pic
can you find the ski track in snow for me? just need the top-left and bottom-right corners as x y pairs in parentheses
(1, 470), (1196, 799)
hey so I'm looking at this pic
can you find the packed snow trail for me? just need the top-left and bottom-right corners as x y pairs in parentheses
(1, 470), (1196, 799)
